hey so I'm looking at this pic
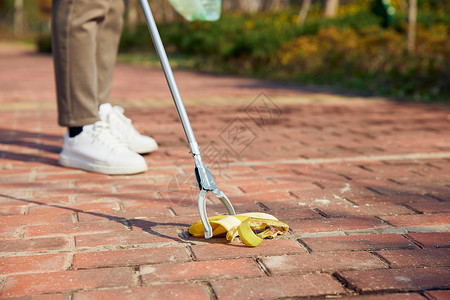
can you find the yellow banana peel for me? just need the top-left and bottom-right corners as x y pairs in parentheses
(188, 212), (289, 247)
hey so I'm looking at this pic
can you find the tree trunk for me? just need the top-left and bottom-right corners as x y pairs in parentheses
(14, 0), (24, 36)
(126, 0), (139, 31)
(397, 0), (408, 11)
(407, 0), (417, 54)
(297, 0), (312, 25)
(222, 0), (241, 12)
(240, 0), (262, 13)
(262, 0), (288, 11)
(324, 0), (339, 18)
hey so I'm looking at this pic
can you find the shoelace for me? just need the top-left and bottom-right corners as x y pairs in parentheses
(109, 106), (139, 138)
(89, 121), (127, 151)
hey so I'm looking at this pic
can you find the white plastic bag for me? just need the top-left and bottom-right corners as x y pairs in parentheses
(168, 0), (222, 21)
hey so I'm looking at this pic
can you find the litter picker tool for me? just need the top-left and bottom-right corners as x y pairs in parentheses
(139, 0), (236, 238)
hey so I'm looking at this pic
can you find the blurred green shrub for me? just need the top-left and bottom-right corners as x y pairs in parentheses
(118, 5), (449, 102)
(279, 24), (449, 100)
(121, 10), (380, 67)
(36, 32), (51, 53)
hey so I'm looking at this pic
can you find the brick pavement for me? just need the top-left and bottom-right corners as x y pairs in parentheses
(0, 44), (449, 299)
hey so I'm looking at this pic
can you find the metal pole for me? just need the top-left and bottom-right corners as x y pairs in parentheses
(139, 0), (200, 155)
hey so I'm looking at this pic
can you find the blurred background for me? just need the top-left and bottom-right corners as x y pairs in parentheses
(0, 0), (448, 102)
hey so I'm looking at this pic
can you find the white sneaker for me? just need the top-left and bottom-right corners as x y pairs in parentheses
(99, 103), (158, 154)
(59, 121), (148, 175)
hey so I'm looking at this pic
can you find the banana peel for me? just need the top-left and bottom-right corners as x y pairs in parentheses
(189, 212), (289, 247)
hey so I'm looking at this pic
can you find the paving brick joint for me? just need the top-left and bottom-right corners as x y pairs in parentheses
(0, 45), (449, 299)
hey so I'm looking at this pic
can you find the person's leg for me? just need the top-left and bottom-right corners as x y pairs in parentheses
(52, 0), (111, 127)
(52, 0), (148, 174)
(96, 0), (158, 154)
(96, 0), (125, 105)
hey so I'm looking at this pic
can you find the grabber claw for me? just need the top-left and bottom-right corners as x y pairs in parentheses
(198, 188), (236, 238)
(139, 0), (236, 239)
(195, 153), (235, 238)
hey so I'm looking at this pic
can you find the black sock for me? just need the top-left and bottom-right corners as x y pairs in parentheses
(68, 126), (83, 137)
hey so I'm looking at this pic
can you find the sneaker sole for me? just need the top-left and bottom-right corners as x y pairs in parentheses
(59, 153), (148, 175)
(131, 144), (159, 154)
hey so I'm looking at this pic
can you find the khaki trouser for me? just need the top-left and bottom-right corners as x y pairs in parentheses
(52, 0), (125, 127)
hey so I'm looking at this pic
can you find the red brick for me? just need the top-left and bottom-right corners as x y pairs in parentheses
(0, 237), (69, 253)
(262, 199), (330, 211)
(337, 293), (426, 299)
(129, 215), (198, 231)
(0, 213), (73, 226)
(211, 273), (345, 299)
(381, 213), (450, 227)
(238, 181), (318, 194)
(72, 283), (210, 300)
(26, 195), (70, 205)
(0, 254), (68, 275)
(424, 290), (450, 300)
(77, 207), (171, 222)
(319, 203), (413, 217)
(28, 202), (120, 216)
(32, 188), (95, 200)
(36, 171), (107, 181)
(0, 195), (31, 207)
(1, 267), (133, 297)
(119, 197), (183, 209)
(74, 175), (155, 187)
(24, 220), (127, 238)
(223, 178), (273, 193)
(406, 201), (450, 213)
(0, 225), (21, 239)
(169, 201), (265, 216)
(74, 229), (179, 248)
(363, 184), (442, 198)
(424, 190), (450, 202)
(338, 267), (450, 293)
(74, 191), (164, 203)
(301, 234), (417, 252)
(262, 251), (386, 275)
(0, 205), (27, 216)
(404, 232), (450, 248)
(268, 208), (321, 220)
(289, 216), (388, 234)
(377, 248), (450, 268)
(231, 191), (293, 203)
(191, 239), (305, 260)
(286, 189), (361, 206)
(14, 294), (66, 300)
(346, 194), (435, 205)
(140, 258), (263, 284)
(156, 192), (199, 208)
(35, 172), (96, 181)
(73, 246), (190, 269)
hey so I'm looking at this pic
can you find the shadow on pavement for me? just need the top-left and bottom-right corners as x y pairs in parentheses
(0, 128), (61, 165)
(0, 193), (189, 243)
